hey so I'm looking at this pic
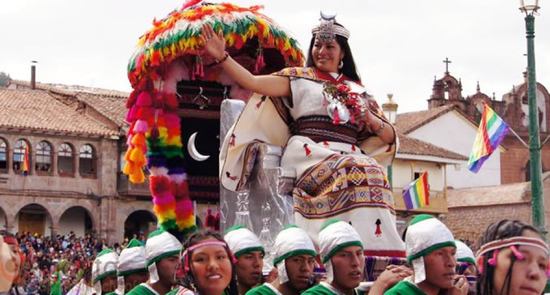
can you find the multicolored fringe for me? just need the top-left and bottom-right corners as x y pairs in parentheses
(124, 0), (304, 236)
(127, 2), (304, 87)
(124, 78), (196, 235)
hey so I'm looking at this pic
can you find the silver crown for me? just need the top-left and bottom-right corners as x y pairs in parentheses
(311, 12), (350, 41)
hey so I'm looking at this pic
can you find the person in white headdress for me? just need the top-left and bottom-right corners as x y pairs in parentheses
(385, 214), (468, 295)
(91, 249), (119, 295)
(224, 226), (265, 295)
(455, 240), (477, 295)
(247, 225), (316, 295)
(115, 238), (149, 295)
(126, 229), (182, 295)
(301, 220), (363, 295)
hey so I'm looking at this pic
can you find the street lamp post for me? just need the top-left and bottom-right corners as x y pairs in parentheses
(520, 0), (546, 238)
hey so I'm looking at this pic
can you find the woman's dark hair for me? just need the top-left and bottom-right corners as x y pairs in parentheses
(306, 23), (361, 83)
(181, 229), (238, 295)
(477, 219), (542, 295)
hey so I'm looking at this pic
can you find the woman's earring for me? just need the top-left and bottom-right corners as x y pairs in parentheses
(338, 60), (344, 70)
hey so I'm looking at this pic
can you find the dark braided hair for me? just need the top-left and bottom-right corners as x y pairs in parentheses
(306, 22), (361, 83)
(477, 219), (542, 295)
(181, 229), (238, 295)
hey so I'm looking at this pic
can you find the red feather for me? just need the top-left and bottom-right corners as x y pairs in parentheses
(182, 0), (202, 10)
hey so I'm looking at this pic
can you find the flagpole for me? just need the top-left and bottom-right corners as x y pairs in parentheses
(507, 127), (529, 149)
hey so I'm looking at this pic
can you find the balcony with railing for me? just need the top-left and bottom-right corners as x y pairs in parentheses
(393, 189), (448, 214)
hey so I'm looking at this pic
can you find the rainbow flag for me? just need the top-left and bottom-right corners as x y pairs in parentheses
(22, 145), (29, 176)
(402, 172), (430, 210)
(468, 102), (510, 173)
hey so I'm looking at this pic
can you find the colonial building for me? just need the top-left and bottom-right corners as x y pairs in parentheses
(393, 104), (505, 189)
(1, 80), (156, 243)
(427, 60), (550, 184)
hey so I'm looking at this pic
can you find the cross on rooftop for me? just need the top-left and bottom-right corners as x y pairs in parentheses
(443, 57), (452, 73)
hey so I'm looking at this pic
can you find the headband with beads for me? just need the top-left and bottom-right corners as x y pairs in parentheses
(311, 12), (350, 41)
(182, 240), (237, 272)
(475, 236), (549, 275)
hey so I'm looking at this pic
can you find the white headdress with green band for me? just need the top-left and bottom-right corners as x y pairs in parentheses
(273, 225), (317, 284)
(145, 229), (182, 284)
(455, 240), (476, 266)
(318, 219), (363, 284)
(406, 214), (456, 284)
(92, 249), (118, 295)
(117, 238), (147, 293)
(224, 225), (264, 258)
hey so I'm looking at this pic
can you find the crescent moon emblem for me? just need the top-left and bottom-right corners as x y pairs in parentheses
(187, 132), (210, 162)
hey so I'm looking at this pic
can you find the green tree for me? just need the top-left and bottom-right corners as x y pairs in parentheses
(0, 72), (11, 87)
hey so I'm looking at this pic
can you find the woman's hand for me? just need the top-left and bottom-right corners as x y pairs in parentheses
(358, 107), (396, 144)
(200, 23), (226, 61)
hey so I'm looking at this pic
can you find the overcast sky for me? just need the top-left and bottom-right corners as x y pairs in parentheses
(2, 0), (549, 113)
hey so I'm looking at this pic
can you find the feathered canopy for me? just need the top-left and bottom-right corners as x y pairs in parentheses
(127, 1), (304, 86)
(124, 1), (303, 239)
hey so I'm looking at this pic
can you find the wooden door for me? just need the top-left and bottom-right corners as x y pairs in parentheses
(18, 213), (45, 235)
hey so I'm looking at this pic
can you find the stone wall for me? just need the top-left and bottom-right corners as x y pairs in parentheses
(444, 203), (531, 250)
(500, 136), (550, 184)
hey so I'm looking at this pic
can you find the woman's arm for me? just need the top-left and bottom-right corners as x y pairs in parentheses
(360, 110), (396, 144)
(201, 24), (291, 98)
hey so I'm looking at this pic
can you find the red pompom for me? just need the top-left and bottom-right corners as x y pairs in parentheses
(136, 92), (152, 107)
(136, 107), (154, 120)
(172, 180), (189, 200)
(150, 175), (171, 194)
(165, 93), (179, 110)
(126, 91), (138, 109)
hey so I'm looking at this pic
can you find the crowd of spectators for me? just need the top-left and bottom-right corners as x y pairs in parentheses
(7, 231), (145, 295)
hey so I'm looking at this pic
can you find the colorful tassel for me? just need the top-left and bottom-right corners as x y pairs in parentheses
(131, 133), (146, 148)
(303, 143), (312, 157)
(126, 105), (138, 123)
(129, 168), (145, 183)
(477, 256), (484, 274)
(150, 123), (160, 139)
(488, 250), (499, 266)
(256, 96), (267, 109)
(133, 120), (149, 133)
(254, 47), (266, 73)
(226, 171), (238, 181)
(136, 92), (153, 107)
(510, 246), (524, 260)
(332, 108), (341, 125)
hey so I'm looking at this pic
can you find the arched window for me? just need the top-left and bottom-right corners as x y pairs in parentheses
(79, 144), (96, 177)
(35, 141), (53, 175)
(13, 139), (29, 174)
(0, 138), (7, 173)
(58, 143), (74, 177)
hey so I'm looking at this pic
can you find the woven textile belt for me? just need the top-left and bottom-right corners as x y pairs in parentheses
(290, 116), (359, 145)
